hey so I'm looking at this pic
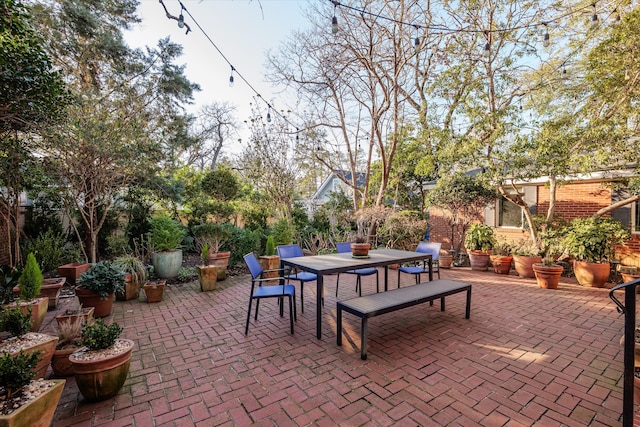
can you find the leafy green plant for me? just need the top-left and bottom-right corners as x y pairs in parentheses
(192, 222), (232, 253)
(0, 350), (41, 399)
(0, 306), (32, 337)
(201, 242), (209, 265)
(76, 261), (125, 298)
(265, 236), (275, 256)
(563, 217), (630, 263)
(18, 252), (42, 301)
(512, 239), (543, 257)
(492, 240), (513, 256)
(177, 267), (197, 283)
(149, 215), (185, 251)
(21, 230), (76, 274)
(79, 318), (122, 351)
(0, 265), (21, 305)
(464, 224), (495, 252)
(113, 256), (147, 284)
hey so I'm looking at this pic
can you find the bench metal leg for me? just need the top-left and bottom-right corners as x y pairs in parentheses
(361, 317), (368, 360)
(465, 287), (471, 319)
(337, 305), (343, 346)
(440, 296), (445, 311)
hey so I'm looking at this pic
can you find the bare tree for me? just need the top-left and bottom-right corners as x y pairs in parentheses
(185, 102), (238, 170)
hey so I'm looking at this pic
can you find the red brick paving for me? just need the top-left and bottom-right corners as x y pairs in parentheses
(39, 267), (634, 426)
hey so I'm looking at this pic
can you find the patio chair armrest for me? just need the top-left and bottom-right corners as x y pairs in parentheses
(255, 276), (287, 283)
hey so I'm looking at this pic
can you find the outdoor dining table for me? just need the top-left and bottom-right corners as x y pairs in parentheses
(280, 248), (433, 339)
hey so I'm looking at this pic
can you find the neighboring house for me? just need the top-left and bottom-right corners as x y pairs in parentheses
(302, 170), (366, 214)
(428, 169), (640, 266)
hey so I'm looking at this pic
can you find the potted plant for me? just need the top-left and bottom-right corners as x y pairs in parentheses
(150, 215), (185, 279)
(51, 315), (85, 377)
(258, 236), (280, 282)
(0, 350), (66, 427)
(563, 217), (630, 288)
(438, 250), (455, 269)
(193, 222), (231, 280)
(55, 302), (94, 330)
(143, 279), (166, 303)
(75, 261), (126, 318)
(350, 235), (371, 257)
(196, 243), (218, 292)
(113, 255), (147, 301)
(512, 240), (543, 278)
(9, 253), (48, 332)
(532, 254), (564, 289)
(0, 307), (58, 379)
(69, 319), (134, 401)
(490, 240), (513, 275)
(57, 261), (90, 287)
(464, 223), (495, 271)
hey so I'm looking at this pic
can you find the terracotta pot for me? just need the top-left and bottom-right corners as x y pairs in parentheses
(57, 263), (90, 287)
(491, 255), (512, 275)
(143, 280), (166, 303)
(439, 254), (454, 269)
(196, 265), (218, 291)
(0, 379), (65, 427)
(468, 251), (491, 271)
(513, 255), (542, 278)
(6, 297), (49, 332)
(0, 333), (59, 379)
(56, 307), (94, 329)
(350, 243), (371, 257)
(621, 272), (640, 284)
(258, 255), (280, 283)
(12, 277), (66, 310)
(573, 261), (610, 288)
(70, 339), (134, 402)
(207, 251), (231, 280)
(116, 273), (141, 301)
(75, 288), (115, 318)
(51, 345), (81, 377)
(533, 264), (563, 289)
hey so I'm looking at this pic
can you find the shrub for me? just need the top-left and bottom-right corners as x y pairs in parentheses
(77, 261), (126, 298)
(201, 243), (209, 265)
(149, 215), (185, 251)
(79, 319), (122, 351)
(0, 306), (32, 337)
(0, 350), (41, 399)
(563, 217), (630, 263)
(18, 253), (42, 301)
(265, 236), (275, 256)
(223, 226), (261, 266)
(21, 229), (78, 274)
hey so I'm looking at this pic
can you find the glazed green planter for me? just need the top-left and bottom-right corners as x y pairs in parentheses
(70, 339), (134, 401)
(151, 250), (183, 279)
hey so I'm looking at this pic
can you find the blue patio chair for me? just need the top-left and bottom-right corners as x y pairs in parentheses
(335, 242), (379, 297)
(397, 241), (441, 288)
(276, 244), (317, 313)
(243, 253), (296, 335)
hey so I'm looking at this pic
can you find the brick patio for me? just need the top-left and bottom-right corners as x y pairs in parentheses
(41, 266), (631, 426)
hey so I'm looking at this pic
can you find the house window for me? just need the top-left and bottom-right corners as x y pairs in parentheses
(498, 195), (522, 228)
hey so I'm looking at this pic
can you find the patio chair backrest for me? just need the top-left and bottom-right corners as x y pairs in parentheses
(416, 241), (441, 261)
(277, 244), (304, 259)
(244, 253), (263, 279)
(336, 242), (352, 253)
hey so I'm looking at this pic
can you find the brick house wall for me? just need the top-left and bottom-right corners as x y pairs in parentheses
(428, 179), (640, 266)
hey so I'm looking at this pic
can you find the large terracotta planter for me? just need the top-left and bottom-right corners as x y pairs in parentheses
(51, 345), (81, 377)
(491, 255), (513, 275)
(196, 265), (218, 291)
(0, 333), (59, 379)
(207, 251), (231, 280)
(513, 255), (542, 278)
(0, 379), (65, 427)
(116, 273), (141, 301)
(6, 297), (49, 332)
(75, 288), (115, 318)
(143, 280), (165, 303)
(151, 250), (183, 279)
(57, 262), (90, 287)
(573, 260), (610, 288)
(70, 339), (134, 402)
(533, 263), (563, 289)
(469, 251), (491, 271)
(56, 307), (94, 329)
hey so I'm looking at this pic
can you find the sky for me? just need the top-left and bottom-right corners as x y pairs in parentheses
(123, 0), (314, 156)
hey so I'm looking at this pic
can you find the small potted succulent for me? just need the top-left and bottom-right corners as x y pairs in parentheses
(0, 349), (65, 426)
(69, 319), (134, 401)
(75, 261), (126, 318)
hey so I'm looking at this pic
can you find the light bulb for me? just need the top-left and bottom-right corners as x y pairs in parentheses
(591, 13), (598, 26)
(229, 75), (234, 87)
(266, 111), (271, 123)
(177, 13), (185, 28)
(484, 42), (490, 56)
(332, 16), (338, 34)
(414, 37), (420, 50)
(543, 32), (550, 47)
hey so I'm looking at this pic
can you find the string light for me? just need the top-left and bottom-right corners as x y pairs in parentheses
(542, 23), (550, 47)
(158, 0), (191, 34)
(613, 8), (621, 22)
(266, 106), (272, 123)
(591, 2), (598, 27)
(483, 30), (490, 56)
(414, 26), (420, 51)
(177, 12), (184, 28)
(229, 66), (235, 87)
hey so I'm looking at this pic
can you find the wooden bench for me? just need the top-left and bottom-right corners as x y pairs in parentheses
(337, 279), (472, 360)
